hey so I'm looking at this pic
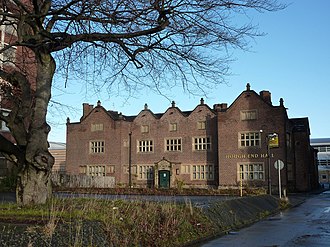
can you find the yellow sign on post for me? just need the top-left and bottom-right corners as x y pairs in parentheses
(268, 133), (279, 148)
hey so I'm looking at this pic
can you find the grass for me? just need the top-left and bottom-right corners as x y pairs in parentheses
(0, 188), (287, 246)
(0, 197), (217, 246)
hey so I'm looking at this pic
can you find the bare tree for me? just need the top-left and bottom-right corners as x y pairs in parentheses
(0, 0), (284, 205)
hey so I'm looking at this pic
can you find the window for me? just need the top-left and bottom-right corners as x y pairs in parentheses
(316, 146), (330, 152)
(0, 110), (10, 131)
(165, 138), (182, 152)
(193, 137), (211, 151)
(286, 133), (291, 149)
(108, 165), (115, 173)
(239, 132), (261, 147)
(0, 44), (16, 65)
(138, 165), (154, 180)
(197, 121), (206, 130)
(181, 165), (190, 174)
(90, 141), (105, 153)
(239, 163), (264, 181)
(321, 174), (327, 180)
(91, 123), (104, 132)
(2, 16), (17, 35)
(87, 165), (106, 176)
(138, 140), (154, 153)
(318, 160), (330, 166)
(79, 166), (87, 174)
(192, 165), (214, 180)
(169, 123), (177, 132)
(240, 110), (257, 120)
(287, 163), (294, 181)
(141, 125), (149, 133)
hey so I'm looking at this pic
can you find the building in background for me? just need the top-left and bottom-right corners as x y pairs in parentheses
(311, 138), (330, 187)
(0, 12), (18, 179)
(66, 84), (319, 192)
(49, 142), (66, 175)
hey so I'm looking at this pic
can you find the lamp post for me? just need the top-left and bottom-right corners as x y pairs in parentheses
(128, 132), (132, 188)
(266, 133), (279, 195)
(267, 137), (272, 195)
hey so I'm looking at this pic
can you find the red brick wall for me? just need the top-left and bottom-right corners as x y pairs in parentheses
(217, 89), (290, 191)
(66, 101), (218, 188)
(66, 88), (317, 192)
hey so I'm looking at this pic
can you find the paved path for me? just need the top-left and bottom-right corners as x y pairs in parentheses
(202, 191), (330, 247)
(0, 192), (15, 203)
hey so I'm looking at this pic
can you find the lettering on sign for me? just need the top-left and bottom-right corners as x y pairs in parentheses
(225, 153), (274, 159)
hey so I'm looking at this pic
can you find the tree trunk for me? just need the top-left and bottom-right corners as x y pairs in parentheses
(16, 163), (52, 205)
(14, 51), (56, 206)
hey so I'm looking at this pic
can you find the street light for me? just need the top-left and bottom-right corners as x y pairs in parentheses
(128, 132), (132, 188)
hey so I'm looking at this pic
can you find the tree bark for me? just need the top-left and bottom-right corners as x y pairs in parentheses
(15, 51), (56, 206)
(16, 163), (52, 205)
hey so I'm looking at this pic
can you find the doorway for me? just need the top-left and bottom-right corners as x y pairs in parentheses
(158, 170), (170, 189)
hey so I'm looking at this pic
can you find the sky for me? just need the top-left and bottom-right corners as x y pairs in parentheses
(48, 0), (330, 143)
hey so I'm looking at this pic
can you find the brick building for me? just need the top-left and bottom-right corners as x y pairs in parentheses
(66, 83), (319, 192)
(311, 138), (330, 187)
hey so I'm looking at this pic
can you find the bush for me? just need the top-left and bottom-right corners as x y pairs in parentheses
(0, 169), (18, 192)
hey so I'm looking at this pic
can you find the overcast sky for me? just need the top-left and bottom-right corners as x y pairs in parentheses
(48, 0), (330, 143)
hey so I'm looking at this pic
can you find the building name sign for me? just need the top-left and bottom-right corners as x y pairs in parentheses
(225, 153), (274, 159)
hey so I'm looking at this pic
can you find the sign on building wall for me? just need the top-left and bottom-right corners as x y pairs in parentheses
(268, 133), (279, 148)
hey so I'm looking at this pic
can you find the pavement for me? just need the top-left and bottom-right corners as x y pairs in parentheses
(0, 192), (15, 203)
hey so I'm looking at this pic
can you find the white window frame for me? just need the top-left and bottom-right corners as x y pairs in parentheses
(169, 123), (177, 132)
(141, 125), (149, 133)
(91, 123), (104, 132)
(138, 165), (154, 180)
(87, 165), (106, 176)
(165, 138), (182, 152)
(108, 165), (115, 173)
(137, 140), (154, 153)
(192, 164), (214, 180)
(90, 140), (105, 153)
(197, 121), (206, 130)
(240, 110), (257, 120)
(181, 165), (190, 174)
(193, 136), (211, 151)
(238, 163), (264, 181)
(239, 132), (261, 147)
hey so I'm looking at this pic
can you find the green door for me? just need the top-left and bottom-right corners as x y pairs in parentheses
(159, 170), (170, 189)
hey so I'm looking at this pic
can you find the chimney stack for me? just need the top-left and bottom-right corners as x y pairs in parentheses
(260, 90), (272, 104)
(213, 103), (228, 111)
(82, 103), (94, 118)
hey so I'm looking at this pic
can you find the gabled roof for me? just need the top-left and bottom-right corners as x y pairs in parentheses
(188, 99), (216, 117)
(290, 117), (310, 134)
(161, 102), (192, 119)
(220, 83), (284, 113)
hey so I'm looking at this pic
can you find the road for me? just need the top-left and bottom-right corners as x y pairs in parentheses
(202, 191), (330, 247)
